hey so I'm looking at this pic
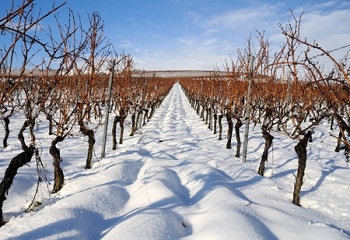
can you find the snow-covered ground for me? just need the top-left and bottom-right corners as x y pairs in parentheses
(0, 83), (349, 239)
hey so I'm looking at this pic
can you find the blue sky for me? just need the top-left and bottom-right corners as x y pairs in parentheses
(1, 0), (350, 70)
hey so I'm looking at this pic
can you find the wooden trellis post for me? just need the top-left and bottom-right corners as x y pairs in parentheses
(242, 56), (254, 163)
(101, 60), (115, 159)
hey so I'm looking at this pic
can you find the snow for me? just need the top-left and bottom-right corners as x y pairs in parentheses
(0, 83), (349, 239)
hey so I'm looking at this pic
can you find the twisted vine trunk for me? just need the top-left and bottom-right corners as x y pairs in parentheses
(235, 118), (243, 158)
(0, 146), (35, 226)
(18, 121), (29, 151)
(208, 107), (212, 130)
(258, 131), (274, 176)
(200, 103), (205, 121)
(213, 113), (217, 134)
(18, 116), (37, 151)
(47, 116), (53, 135)
(85, 131), (95, 169)
(333, 113), (350, 158)
(218, 114), (223, 140)
(28, 116), (37, 143)
(143, 109), (149, 125)
(129, 113), (136, 136)
(226, 113), (233, 149)
(335, 130), (343, 152)
(136, 109), (142, 129)
(205, 107), (209, 125)
(79, 122), (95, 169)
(150, 103), (156, 119)
(293, 131), (312, 206)
(119, 117), (125, 145)
(112, 116), (121, 150)
(3, 117), (10, 148)
(50, 136), (65, 193)
(196, 100), (200, 115)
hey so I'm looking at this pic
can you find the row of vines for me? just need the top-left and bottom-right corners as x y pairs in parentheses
(0, 0), (176, 226)
(179, 14), (349, 206)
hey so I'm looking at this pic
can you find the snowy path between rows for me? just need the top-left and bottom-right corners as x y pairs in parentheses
(1, 83), (349, 239)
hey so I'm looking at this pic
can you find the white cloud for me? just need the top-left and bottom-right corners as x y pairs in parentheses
(202, 4), (283, 31)
(302, 9), (350, 45)
(134, 1), (350, 71)
(294, 1), (337, 13)
(206, 10), (265, 29)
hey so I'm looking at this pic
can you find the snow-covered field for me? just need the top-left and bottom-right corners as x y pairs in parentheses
(0, 83), (349, 239)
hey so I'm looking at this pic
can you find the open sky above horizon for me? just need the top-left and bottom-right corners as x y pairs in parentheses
(2, 0), (350, 70)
